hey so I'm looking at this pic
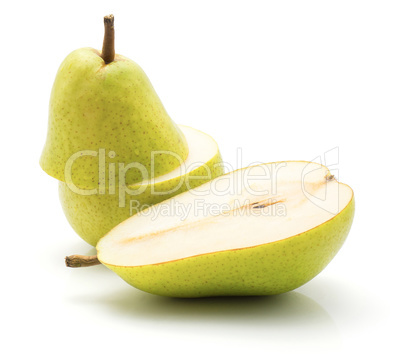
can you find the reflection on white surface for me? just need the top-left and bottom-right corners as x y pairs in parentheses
(103, 290), (341, 351)
(65, 263), (341, 351)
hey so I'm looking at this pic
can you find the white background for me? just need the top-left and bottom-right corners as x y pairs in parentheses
(1, 1), (401, 362)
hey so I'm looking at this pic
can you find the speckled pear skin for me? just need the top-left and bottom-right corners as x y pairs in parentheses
(59, 151), (224, 246)
(40, 47), (189, 189)
(101, 197), (354, 297)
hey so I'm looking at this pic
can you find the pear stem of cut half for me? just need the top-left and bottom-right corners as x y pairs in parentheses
(65, 254), (100, 267)
(101, 14), (115, 64)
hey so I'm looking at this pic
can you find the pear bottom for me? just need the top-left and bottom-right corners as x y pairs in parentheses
(59, 152), (224, 246)
(103, 199), (354, 297)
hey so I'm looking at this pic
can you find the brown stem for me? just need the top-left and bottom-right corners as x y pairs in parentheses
(65, 255), (101, 268)
(101, 14), (115, 64)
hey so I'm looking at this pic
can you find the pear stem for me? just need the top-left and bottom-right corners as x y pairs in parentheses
(101, 14), (115, 64)
(65, 254), (100, 268)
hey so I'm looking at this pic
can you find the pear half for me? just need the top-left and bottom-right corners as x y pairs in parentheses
(59, 125), (223, 246)
(97, 161), (354, 297)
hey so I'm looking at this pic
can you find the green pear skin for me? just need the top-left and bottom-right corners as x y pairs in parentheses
(40, 48), (189, 189)
(101, 198), (354, 297)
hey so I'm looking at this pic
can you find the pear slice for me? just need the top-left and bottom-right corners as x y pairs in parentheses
(96, 161), (354, 297)
(59, 125), (224, 246)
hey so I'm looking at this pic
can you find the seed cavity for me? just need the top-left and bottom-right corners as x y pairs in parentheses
(251, 199), (283, 209)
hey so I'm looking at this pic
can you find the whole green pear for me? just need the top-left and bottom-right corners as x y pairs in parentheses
(40, 15), (224, 245)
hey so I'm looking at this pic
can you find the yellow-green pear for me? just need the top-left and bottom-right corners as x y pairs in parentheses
(40, 15), (224, 245)
(67, 161), (354, 298)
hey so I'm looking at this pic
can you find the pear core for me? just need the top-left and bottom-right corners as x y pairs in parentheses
(97, 161), (354, 267)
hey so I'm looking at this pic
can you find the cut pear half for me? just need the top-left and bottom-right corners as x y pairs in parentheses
(97, 161), (354, 297)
